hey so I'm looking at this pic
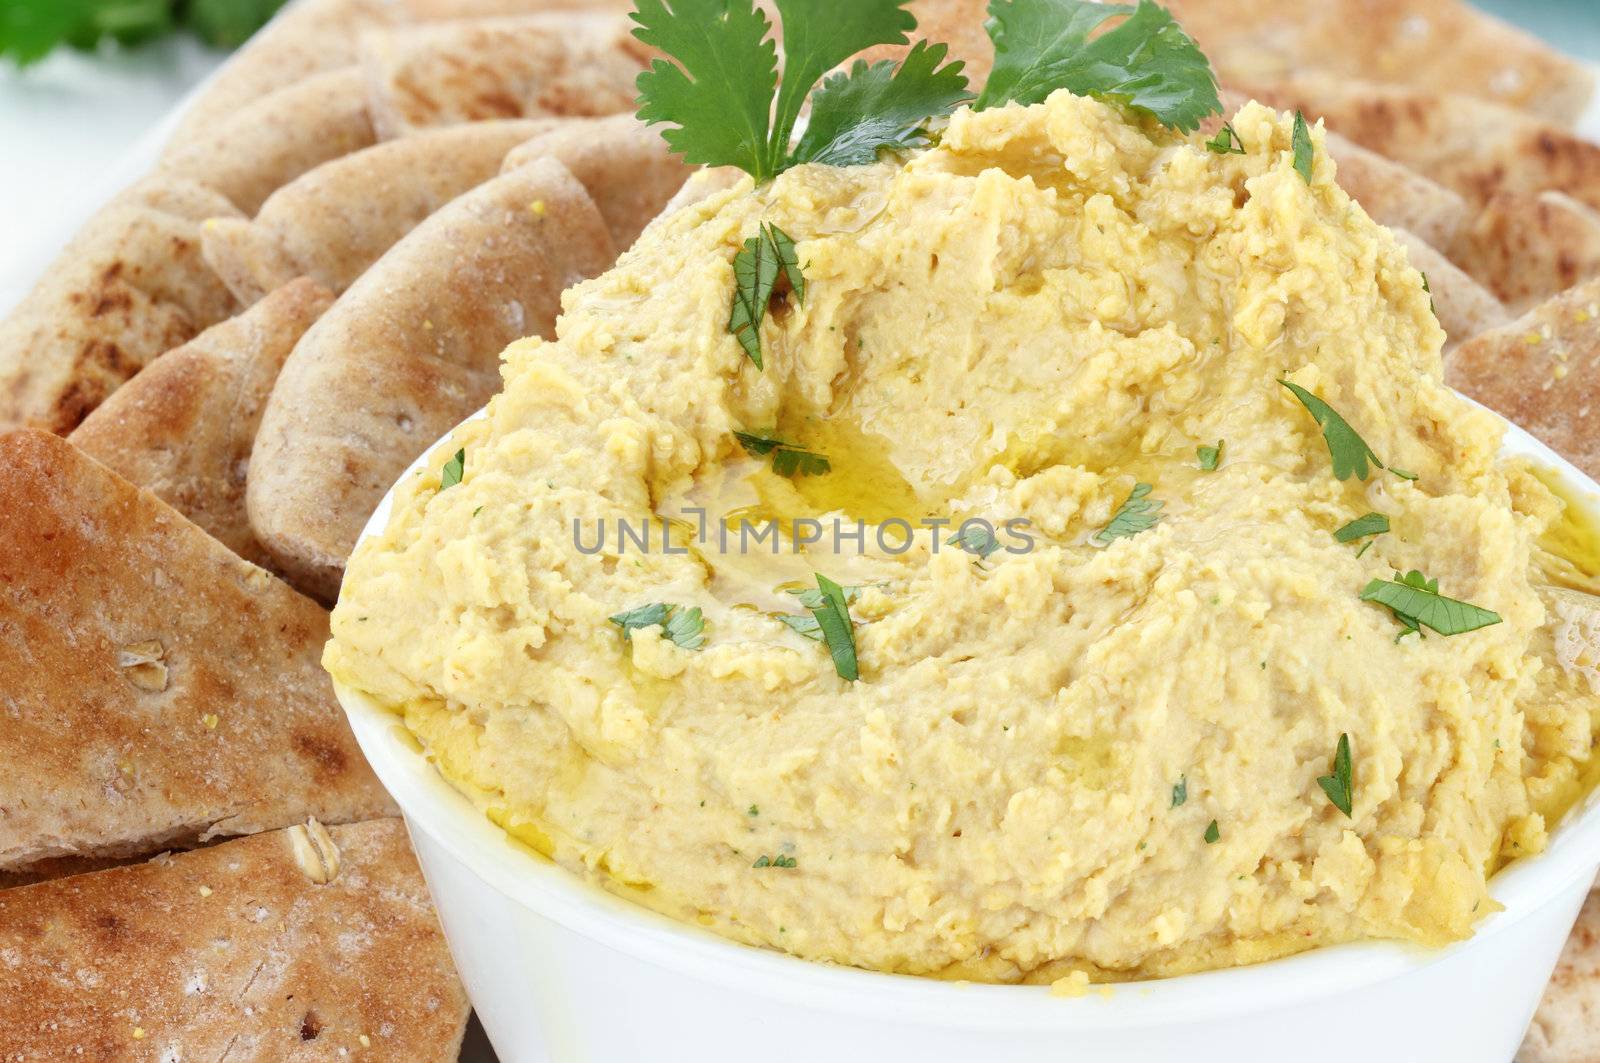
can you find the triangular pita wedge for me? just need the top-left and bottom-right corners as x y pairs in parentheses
(248, 157), (616, 601)
(1446, 278), (1600, 482)
(202, 119), (561, 304)
(856, 0), (993, 87)
(0, 819), (469, 1062)
(1519, 884), (1600, 1062)
(159, 67), (376, 215)
(360, 13), (651, 139)
(70, 278), (335, 567)
(1390, 229), (1507, 350)
(1452, 191), (1600, 313)
(0, 429), (395, 873)
(1166, 0), (1594, 124)
(501, 113), (695, 252)
(0, 177), (241, 435)
(1319, 132), (1468, 251)
(1241, 78), (1600, 212)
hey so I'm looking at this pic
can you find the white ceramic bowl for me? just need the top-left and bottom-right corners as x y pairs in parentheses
(335, 412), (1600, 1063)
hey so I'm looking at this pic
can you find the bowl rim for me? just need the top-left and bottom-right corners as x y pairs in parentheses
(334, 404), (1600, 1030)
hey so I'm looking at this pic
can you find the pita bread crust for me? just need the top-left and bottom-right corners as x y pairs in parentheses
(160, 67), (377, 215)
(1447, 278), (1600, 484)
(0, 178), (241, 436)
(0, 430), (396, 870)
(1389, 228), (1508, 350)
(203, 119), (560, 304)
(1322, 132), (1468, 251)
(70, 279), (335, 567)
(1520, 886), (1600, 1062)
(502, 113), (695, 252)
(361, 13), (651, 139)
(1453, 191), (1600, 313)
(0, 819), (468, 1063)
(248, 157), (617, 601)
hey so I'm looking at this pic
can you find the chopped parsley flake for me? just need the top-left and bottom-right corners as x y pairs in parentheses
(1334, 513), (1389, 544)
(1196, 440), (1223, 471)
(1093, 483), (1163, 545)
(1316, 733), (1354, 817)
(1359, 571), (1502, 637)
(1204, 819), (1220, 844)
(609, 602), (707, 650)
(735, 430), (830, 477)
(439, 448), (465, 489)
(1291, 110), (1313, 182)
(1171, 775), (1187, 808)
(753, 853), (797, 869)
(1204, 121), (1245, 154)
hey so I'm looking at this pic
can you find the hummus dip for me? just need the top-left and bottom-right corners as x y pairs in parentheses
(327, 94), (1600, 982)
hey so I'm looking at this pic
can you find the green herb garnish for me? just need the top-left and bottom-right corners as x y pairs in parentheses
(806, 573), (859, 681)
(976, 0), (1220, 132)
(1171, 775), (1187, 808)
(1360, 571), (1502, 637)
(1203, 819), (1220, 844)
(609, 602), (708, 650)
(947, 523), (1001, 558)
(1316, 733), (1353, 817)
(1278, 381), (1385, 482)
(729, 223), (804, 368)
(1291, 110), (1314, 182)
(633, 0), (969, 183)
(1196, 440), (1223, 471)
(735, 430), (830, 477)
(440, 449), (465, 490)
(1, 0), (287, 65)
(753, 853), (797, 868)
(1204, 121), (1244, 154)
(1334, 513), (1389, 544)
(1093, 483), (1163, 545)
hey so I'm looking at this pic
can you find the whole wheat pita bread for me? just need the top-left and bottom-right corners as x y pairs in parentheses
(1241, 78), (1600, 213)
(159, 67), (376, 215)
(1446, 278), (1600, 482)
(361, 13), (651, 140)
(501, 113), (695, 252)
(202, 119), (560, 304)
(0, 177), (241, 435)
(0, 429), (395, 872)
(0, 819), (469, 1063)
(1452, 191), (1600, 314)
(248, 157), (616, 600)
(1519, 885), (1600, 1062)
(69, 279), (335, 568)
(1390, 229), (1508, 350)
(1166, 0), (1594, 125)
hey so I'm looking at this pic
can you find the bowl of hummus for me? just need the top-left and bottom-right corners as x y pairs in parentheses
(327, 92), (1600, 1062)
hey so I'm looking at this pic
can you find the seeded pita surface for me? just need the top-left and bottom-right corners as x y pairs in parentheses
(1520, 886), (1600, 1063)
(1453, 191), (1600, 313)
(0, 177), (241, 436)
(0, 430), (395, 872)
(70, 279), (335, 567)
(1447, 278), (1600, 483)
(248, 157), (616, 601)
(202, 119), (560, 304)
(360, 13), (651, 139)
(501, 113), (695, 252)
(0, 819), (468, 1063)
(1164, 0), (1594, 124)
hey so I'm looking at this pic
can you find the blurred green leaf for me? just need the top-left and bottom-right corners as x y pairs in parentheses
(0, 0), (286, 66)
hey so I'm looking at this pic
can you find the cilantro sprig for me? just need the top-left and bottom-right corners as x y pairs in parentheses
(1360, 571), (1502, 638)
(609, 602), (708, 650)
(787, 573), (859, 680)
(735, 430), (830, 477)
(1, 0), (287, 66)
(1092, 483), (1163, 545)
(1316, 733), (1354, 817)
(976, 0), (1221, 132)
(729, 223), (804, 368)
(633, 0), (969, 184)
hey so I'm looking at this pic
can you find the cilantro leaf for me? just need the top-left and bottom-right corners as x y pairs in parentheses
(635, 0), (967, 183)
(1278, 381), (1384, 482)
(753, 853), (797, 868)
(1203, 819), (1220, 844)
(1334, 513), (1389, 543)
(794, 41), (973, 167)
(947, 522), (1001, 558)
(1170, 775), (1187, 808)
(186, 0), (287, 48)
(1316, 733), (1353, 817)
(1092, 482), (1163, 545)
(729, 224), (796, 368)
(977, 0), (1221, 133)
(1292, 110), (1314, 182)
(1196, 440), (1223, 471)
(1359, 571), (1502, 637)
(788, 584), (864, 609)
(610, 602), (708, 650)
(1204, 121), (1244, 155)
(809, 573), (859, 681)
(440, 448), (465, 490)
(734, 430), (830, 477)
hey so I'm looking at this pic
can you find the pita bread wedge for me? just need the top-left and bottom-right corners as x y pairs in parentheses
(361, 13), (651, 139)
(1166, 0), (1594, 125)
(1519, 885), (1600, 1062)
(501, 113), (695, 252)
(159, 67), (376, 215)
(1453, 191), (1600, 313)
(249, 157), (616, 600)
(1390, 229), (1508, 350)
(69, 279), (335, 567)
(0, 429), (395, 872)
(202, 119), (560, 304)
(1242, 78), (1600, 213)
(0, 177), (241, 435)
(1446, 278), (1600, 482)
(0, 819), (469, 1062)
(856, 0), (993, 87)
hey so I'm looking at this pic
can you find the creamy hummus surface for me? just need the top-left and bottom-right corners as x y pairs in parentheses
(326, 95), (1600, 982)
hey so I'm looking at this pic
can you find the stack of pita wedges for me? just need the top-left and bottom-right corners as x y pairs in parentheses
(0, 0), (697, 1057)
